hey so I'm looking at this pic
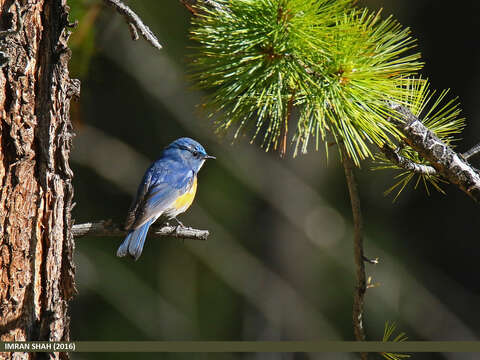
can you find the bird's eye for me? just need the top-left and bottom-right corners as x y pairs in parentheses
(192, 151), (199, 157)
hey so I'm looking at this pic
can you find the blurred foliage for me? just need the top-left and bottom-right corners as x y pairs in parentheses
(69, 0), (100, 78)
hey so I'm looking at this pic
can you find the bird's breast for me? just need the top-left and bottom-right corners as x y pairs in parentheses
(171, 176), (198, 215)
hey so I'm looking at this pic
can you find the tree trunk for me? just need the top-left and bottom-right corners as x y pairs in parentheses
(0, 0), (76, 356)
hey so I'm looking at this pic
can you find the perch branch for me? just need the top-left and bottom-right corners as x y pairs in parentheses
(380, 144), (437, 175)
(340, 144), (368, 360)
(103, 0), (162, 50)
(72, 220), (209, 240)
(387, 103), (480, 202)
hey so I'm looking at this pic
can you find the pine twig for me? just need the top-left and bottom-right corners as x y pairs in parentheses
(387, 103), (480, 202)
(462, 143), (480, 161)
(340, 144), (368, 360)
(72, 220), (209, 240)
(103, 0), (162, 50)
(380, 144), (437, 176)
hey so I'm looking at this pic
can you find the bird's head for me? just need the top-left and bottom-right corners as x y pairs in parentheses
(164, 137), (215, 173)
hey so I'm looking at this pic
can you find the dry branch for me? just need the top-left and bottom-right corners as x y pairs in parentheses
(72, 220), (209, 241)
(388, 103), (480, 202)
(103, 0), (162, 50)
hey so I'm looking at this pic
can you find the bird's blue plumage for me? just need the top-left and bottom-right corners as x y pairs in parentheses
(116, 218), (154, 260)
(116, 137), (214, 260)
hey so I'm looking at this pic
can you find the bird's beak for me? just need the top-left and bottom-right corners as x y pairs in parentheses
(204, 155), (216, 160)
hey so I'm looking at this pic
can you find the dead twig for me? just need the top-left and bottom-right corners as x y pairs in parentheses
(462, 143), (480, 161)
(103, 0), (162, 50)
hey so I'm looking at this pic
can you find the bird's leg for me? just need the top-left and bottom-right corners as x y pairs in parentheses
(173, 217), (185, 228)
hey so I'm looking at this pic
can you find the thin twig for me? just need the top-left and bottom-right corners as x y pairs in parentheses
(340, 144), (368, 360)
(462, 143), (480, 161)
(103, 0), (162, 50)
(387, 103), (480, 202)
(72, 220), (209, 240)
(380, 144), (437, 176)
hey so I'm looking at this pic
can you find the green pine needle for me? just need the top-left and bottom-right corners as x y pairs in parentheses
(189, 0), (424, 164)
(381, 321), (411, 360)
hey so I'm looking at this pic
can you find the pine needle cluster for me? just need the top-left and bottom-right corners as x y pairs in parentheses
(380, 321), (410, 360)
(189, 0), (465, 195)
(374, 80), (465, 198)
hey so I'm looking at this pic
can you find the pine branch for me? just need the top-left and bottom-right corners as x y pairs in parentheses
(380, 144), (437, 176)
(103, 0), (162, 50)
(72, 220), (209, 240)
(189, 0), (423, 162)
(340, 144), (368, 360)
(388, 103), (480, 202)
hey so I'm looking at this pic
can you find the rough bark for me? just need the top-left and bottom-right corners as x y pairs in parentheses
(0, 0), (76, 357)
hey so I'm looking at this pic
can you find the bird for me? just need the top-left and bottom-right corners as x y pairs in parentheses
(116, 137), (215, 260)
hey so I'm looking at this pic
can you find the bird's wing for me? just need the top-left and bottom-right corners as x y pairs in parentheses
(124, 169), (153, 230)
(125, 163), (194, 230)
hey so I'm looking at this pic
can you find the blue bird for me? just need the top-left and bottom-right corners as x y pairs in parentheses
(116, 137), (215, 260)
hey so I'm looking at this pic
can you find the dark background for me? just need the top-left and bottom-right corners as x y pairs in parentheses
(67, 1), (480, 359)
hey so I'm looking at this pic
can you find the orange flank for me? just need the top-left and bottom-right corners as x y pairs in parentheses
(173, 176), (197, 213)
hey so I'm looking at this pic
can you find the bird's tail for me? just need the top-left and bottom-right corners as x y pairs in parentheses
(116, 219), (154, 260)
